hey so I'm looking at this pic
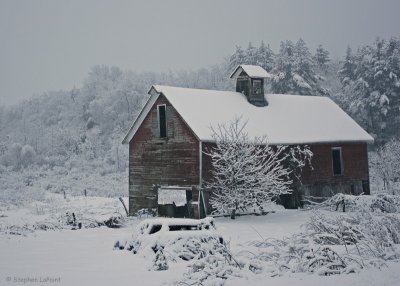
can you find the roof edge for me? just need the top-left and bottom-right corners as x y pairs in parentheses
(229, 64), (270, 79)
(200, 138), (374, 145)
(229, 65), (242, 79)
(121, 88), (159, 144)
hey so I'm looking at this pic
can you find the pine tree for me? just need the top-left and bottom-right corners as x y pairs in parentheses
(338, 46), (356, 86)
(245, 42), (258, 65)
(339, 38), (400, 142)
(271, 39), (322, 95)
(270, 40), (296, 94)
(257, 41), (275, 72)
(229, 46), (246, 72)
(384, 38), (400, 139)
(294, 38), (318, 93)
(315, 44), (330, 73)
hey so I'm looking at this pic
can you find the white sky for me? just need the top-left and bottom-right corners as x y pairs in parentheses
(1, 0), (400, 106)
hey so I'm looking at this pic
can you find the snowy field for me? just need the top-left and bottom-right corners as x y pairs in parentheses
(1, 198), (400, 286)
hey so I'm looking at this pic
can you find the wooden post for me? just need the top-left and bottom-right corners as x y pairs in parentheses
(119, 197), (129, 216)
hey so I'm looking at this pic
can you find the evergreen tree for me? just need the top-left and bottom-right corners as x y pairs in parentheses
(245, 42), (258, 65)
(271, 39), (323, 95)
(339, 38), (400, 142)
(315, 44), (330, 73)
(257, 41), (275, 72)
(229, 46), (246, 72)
(338, 46), (356, 86)
(294, 38), (318, 91)
(384, 38), (400, 139)
(270, 40), (296, 94)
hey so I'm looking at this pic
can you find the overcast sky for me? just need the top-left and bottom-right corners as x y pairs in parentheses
(1, 0), (400, 106)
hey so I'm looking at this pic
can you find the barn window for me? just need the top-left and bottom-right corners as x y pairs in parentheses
(157, 105), (167, 138)
(332, 147), (343, 176)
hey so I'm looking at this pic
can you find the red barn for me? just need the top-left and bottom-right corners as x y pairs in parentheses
(122, 65), (374, 217)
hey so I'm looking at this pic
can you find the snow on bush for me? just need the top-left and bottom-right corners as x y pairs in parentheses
(241, 211), (400, 277)
(370, 139), (400, 195)
(175, 210), (400, 285)
(151, 246), (169, 271)
(118, 218), (227, 262)
(306, 212), (400, 259)
(0, 194), (129, 236)
(246, 235), (366, 276)
(177, 243), (243, 286)
(307, 193), (400, 213)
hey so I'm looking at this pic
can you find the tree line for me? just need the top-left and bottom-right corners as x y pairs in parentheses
(0, 36), (399, 172)
(228, 37), (400, 144)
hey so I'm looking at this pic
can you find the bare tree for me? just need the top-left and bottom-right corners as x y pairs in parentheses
(371, 139), (400, 195)
(206, 117), (312, 219)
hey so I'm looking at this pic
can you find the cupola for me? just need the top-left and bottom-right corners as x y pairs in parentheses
(230, 65), (270, 107)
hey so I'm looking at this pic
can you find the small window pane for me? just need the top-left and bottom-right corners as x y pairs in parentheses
(332, 148), (342, 175)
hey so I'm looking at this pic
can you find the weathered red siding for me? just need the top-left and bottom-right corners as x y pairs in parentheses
(300, 143), (370, 197)
(201, 142), (370, 203)
(129, 94), (200, 215)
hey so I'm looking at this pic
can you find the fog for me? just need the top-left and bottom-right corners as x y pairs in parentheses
(1, 0), (400, 105)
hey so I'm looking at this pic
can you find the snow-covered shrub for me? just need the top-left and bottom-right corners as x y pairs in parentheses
(116, 218), (228, 275)
(165, 234), (226, 262)
(103, 213), (125, 228)
(308, 193), (400, 213)
(177, 215), (394, 285)
(240, 211), (400, 278)
(151, 246), (169, 271)
(247, 235), (364, 276)
(306, 211), (400, 260)
(176, 239), (242, 286)
(306, 212), (362, 245)
(370, 139), (400, 195)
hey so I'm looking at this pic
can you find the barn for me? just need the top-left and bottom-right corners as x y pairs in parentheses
(122, 65), (374, 218)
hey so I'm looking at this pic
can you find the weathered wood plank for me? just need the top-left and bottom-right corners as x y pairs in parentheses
(129, 94), (200, 215)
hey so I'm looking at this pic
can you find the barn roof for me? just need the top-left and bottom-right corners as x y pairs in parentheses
(122, 85), (374, 145)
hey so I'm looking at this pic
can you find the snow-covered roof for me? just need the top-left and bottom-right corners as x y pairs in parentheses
(157, 187), (188, 207)
(230, 65), (271, 79)
(123, 85), (374, 145)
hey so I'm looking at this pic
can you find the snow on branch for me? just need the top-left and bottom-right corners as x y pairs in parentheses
(305, 193), (400, 213)
(205, 117), (312, 219)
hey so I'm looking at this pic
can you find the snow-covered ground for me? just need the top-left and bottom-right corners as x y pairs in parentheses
(1, 203), (399, 286)
(0, 193), (128, 236)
